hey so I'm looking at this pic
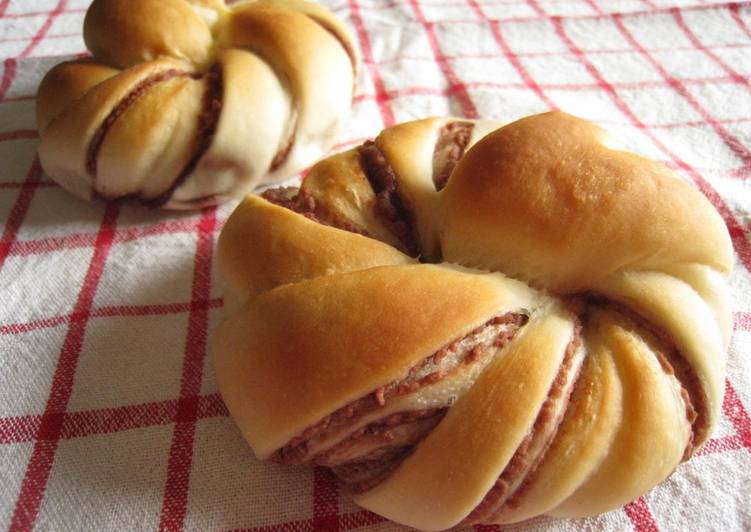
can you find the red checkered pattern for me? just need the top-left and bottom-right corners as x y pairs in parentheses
(1, 0), (750, 530)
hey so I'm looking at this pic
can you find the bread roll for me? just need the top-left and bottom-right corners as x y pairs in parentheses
(213, 112), (732, 529)
(36, 0), (357, 209)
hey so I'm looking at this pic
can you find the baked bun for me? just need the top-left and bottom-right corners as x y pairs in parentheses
(212, 112), (733, 529)
(36, 0), (357, 209)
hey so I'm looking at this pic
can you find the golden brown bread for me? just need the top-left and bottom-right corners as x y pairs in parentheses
(36, 0), (357, 209)
(214, 264), (540, 458)
(212, 112), (733, 530)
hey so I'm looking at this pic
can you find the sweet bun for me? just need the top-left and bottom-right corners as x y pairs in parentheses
(213, 112), (732, 529)
(36, 0), (357, 209)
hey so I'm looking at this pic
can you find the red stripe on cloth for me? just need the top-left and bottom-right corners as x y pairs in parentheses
(670, 7), (750, 88)
(661, 161), (746, 178)
(624, 497), (660, 532)
(0, 181), (55, 190)
(0, 415), (41, 444)
(408, 0), (479, 118)
(0, 314), (68, 335)
(158, 208), (217, 532)
(61, 400), (179, 440)
(342, 0), (748, 26)
(0, 393), (227, 444)
(368, 42), (751, 66)
(730, 2), (751, 40)
(0, 129), (39, 142)
(551, 16), (751, 274)
(351, 75), (749, 103)
(339, 510), (385, 529)
(0, 0), (10, 17)
(313, 468), (340, 531)
(735, 311), (751, 330)
(525, 0), (546, 17)
(94, 298), (222, 319)
(243, 519), (315, 531)
(0, 93), (35, 103)
(4, 216), (211, 259)
(584, 0), (603, 15)
(0, 58), (17, 101)
(612, 14), (751, 172)
(19, 0), (69, 59)
(346, 0), (396, 127)
(695, 434), (746, 456)
(196, 392), (228, 419)
(9, 201), (119, 532)
(354, 75), (751, 110)
(0, 32), (80, 45)
(235, 510), (384, 532)
(0, 298), (223, 336)
(0, 159), (43, 272)
(0, 7), (86, 19)
(473, 524), (502, 531)
(723, 379), (751, 452)
(468, 0), (557, 110)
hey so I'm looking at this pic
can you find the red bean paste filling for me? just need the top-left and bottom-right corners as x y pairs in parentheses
(463, 326), (584, 524)
(432, 121), (474, 191)
(358, 140), (421, 257)
(272, 312), (529, 491)
(263, 139), (422, 257)
(145, 64), (224, 207)
(86, 69), (191, 182)
(261, 186), (369, 236)
(330, 409), (448, 494)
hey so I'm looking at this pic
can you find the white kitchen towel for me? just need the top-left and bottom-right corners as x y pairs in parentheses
(0, 0), (749, 530)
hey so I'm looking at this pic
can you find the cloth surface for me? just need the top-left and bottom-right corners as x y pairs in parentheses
(1, 0), (750, 530)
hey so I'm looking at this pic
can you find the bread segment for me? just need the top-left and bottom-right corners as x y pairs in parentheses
(495, 334), (622, 523)
(301, 150), (406, 250)
(355, 307), (577, 530)
(217, 194), (412, 310)
(594, 269), (727, 447)
(36, 61), (119, 132)
(551, 309), (692, 517)
(167, 49), (292, 208)
(96, 73), (205, 199)
(83, 0), (215, 69)
(257, 0), (359, 70)
(213, 264), (540, 458)
(440, 113), (733, 292)
(375, 118), (447, 259)
(38, 57), (193, 201)
(221, 2), (354, 182)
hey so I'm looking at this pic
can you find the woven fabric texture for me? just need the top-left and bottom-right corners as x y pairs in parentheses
(0, 0), (750, 530)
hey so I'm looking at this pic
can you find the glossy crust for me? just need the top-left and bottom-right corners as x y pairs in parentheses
(36, 0), (357, 209)
(214, 264), (541, 458)
(213, 112), (733, 530)
(217, 194), (413, 312)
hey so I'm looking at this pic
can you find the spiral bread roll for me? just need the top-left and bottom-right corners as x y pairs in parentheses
(35, 0), (357, 209)
(213, 112), (733, 530)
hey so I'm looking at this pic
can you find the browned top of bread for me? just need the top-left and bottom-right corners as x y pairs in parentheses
(441, 112), (732, 292)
